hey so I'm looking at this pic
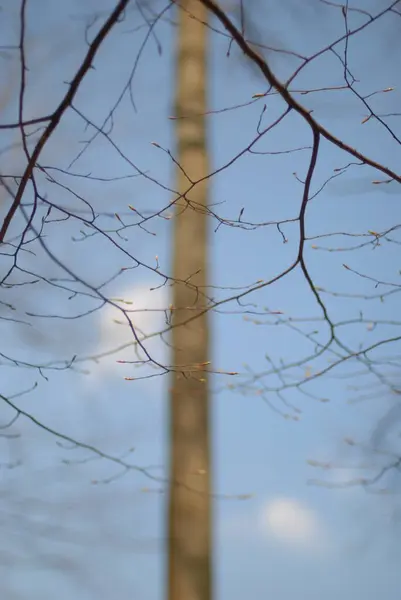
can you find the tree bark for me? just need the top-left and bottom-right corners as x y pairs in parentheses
(168, 2), (212, 600)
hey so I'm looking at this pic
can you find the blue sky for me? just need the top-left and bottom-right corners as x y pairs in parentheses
(1, 0), (400, 598)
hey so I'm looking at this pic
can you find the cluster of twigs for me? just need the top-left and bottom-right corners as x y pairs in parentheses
(0, 0), (400, 492)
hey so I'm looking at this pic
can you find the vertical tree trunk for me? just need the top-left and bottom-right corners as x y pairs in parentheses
(168, 2), (211, 600)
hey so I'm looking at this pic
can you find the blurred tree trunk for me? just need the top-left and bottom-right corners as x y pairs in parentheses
(168, 2), (212, 600)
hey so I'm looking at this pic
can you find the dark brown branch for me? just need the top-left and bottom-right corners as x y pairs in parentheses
(199, 0), (401, 184)
(0, 0), (130, 243)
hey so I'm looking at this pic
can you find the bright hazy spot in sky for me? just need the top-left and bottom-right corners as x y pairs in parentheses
(82, 283), (169, 383)
(100, 284), (168, 343)
(262, 497), (322, 548)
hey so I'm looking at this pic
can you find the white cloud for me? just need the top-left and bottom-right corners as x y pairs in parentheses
(261, 497), (325, 550)
(85, 283), (169, 381)
(219, 496), (328, 554)
(100, 284), (169, 342)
